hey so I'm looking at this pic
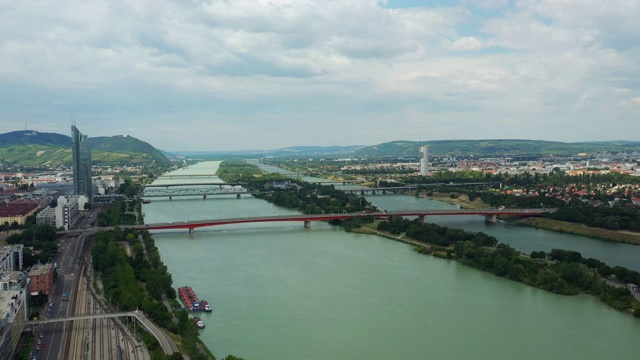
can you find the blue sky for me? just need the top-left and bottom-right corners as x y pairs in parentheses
(1, 0), (639, 151)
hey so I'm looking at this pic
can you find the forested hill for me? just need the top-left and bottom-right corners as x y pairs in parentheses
(90, 135), (170, 166)
(0, 130), (171, 167)
(0, 130), (71, 147)
(354, 140), (640, 158)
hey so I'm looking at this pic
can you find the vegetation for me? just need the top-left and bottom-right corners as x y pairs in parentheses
(374, 217), (639, 315)
(92, 228), (174, 327)
(254, 182), (374, 218)
(97, 200), (139, 226)
(377, 216), (497, 247)
(354, 139), (640, 157)
(0, 130), (171, 167)
(545, 205), (640, 231)
(215, 159), (264, 182)
(5, 224), (58, 266)
(520, 217), (640, 245)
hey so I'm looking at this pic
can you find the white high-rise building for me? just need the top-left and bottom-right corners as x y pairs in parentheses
(55, 196), (80, 230)
(420, 146), (429, 176)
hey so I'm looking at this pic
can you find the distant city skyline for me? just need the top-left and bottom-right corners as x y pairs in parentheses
(1, 1), (639, 151)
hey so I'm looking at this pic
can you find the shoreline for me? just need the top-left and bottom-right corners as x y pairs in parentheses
(420, 192), (489, 209)
(515, 217), (640, 246)
(419, 192), (640, 246)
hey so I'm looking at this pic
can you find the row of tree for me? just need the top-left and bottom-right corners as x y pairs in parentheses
(377, 216), (498, 247)
(91, 228), (175, 330)
(545, 204), (640, 231)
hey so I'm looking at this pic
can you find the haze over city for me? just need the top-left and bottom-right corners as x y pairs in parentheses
(1, 0), (639, 151)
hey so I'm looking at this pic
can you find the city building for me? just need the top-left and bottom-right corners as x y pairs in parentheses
(27, 264), (54, 296)
(71, 125), (92, 203)
(419, 146), (429, 176)
(0, 289), (27, 359)
(54, 195), (81, 230)
(35, 206), (56, 227)
(0, 202), (39, 227)
(0, 246), (23, 272)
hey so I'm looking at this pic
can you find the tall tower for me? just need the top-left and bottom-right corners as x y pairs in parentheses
(71, 125), (92, 202)
(419, 145), (429, 176)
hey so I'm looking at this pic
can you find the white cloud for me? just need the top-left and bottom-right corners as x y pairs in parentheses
(448, 36), (483, 51)
(0, 0), (639, 150)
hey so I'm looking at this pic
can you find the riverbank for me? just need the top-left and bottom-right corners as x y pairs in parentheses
(419, 192), (640, 246)
(421, 192), (488, 209)
(358, 220), (640, 317)
(516, 217), (640, 246)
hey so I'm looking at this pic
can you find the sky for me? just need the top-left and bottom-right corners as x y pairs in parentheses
(1, 0), (639, 152)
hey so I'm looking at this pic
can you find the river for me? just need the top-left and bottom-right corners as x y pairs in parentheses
(144, 161), (639, 359)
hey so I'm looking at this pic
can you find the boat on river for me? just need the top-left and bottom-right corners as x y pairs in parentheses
(178, 286), (213, 312)
(194, 316), (205, 329)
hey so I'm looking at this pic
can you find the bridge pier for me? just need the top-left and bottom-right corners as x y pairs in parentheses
(304, 220), (311, 228)
(485, 214), (497, 223)
(419, 215), (427, 223)
(203, 195), (207, 200)
(237, 194), (241, 199)
(189, 228), (194, 234)
(169, 196), (172, 201)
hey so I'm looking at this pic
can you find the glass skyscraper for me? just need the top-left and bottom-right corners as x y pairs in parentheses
(71, 125), (92, 202)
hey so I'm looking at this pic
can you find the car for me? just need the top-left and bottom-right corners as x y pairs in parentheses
(41, 344), (46, 348)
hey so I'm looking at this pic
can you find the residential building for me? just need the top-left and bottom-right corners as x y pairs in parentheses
(71, 125), (92, 203)
(0, 246), (22, 272)
(0, 202), (39, 227)
(0, 290), (27, 359)
(54, 196), (80, 230)
(27, 264), (54, 296)
(35, 206), (56, 227)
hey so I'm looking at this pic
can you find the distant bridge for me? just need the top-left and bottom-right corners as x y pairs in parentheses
(142, 188), (259, 199)
(157, 174), (220, 179)
(144, 182), (243, 188)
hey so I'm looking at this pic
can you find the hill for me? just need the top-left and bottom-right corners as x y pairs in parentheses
(172, 145), (364, 159)
(354, 140), (640, 158)
(0, 130), (71, 147)
(90, 135), (171, 166)
(0, 130), (171, 168)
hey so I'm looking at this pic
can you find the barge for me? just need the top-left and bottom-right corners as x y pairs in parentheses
(178, 286), (213, 312)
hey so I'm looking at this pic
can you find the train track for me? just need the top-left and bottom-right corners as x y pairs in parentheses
(62, 235), (146, 359)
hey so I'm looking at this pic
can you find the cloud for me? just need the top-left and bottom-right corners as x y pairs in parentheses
(448, 36), (484, 51)
(0, 0), (639, 150)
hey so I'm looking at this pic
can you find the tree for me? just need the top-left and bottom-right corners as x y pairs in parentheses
(530, 251), (546, 260)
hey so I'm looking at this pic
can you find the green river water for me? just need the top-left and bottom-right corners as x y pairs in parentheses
(143, 162), (639, 360)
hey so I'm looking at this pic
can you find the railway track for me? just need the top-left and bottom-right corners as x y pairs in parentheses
(62, 233), (147, 359)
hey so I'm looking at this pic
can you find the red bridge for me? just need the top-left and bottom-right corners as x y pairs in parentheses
(130, 209), (551, 233)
